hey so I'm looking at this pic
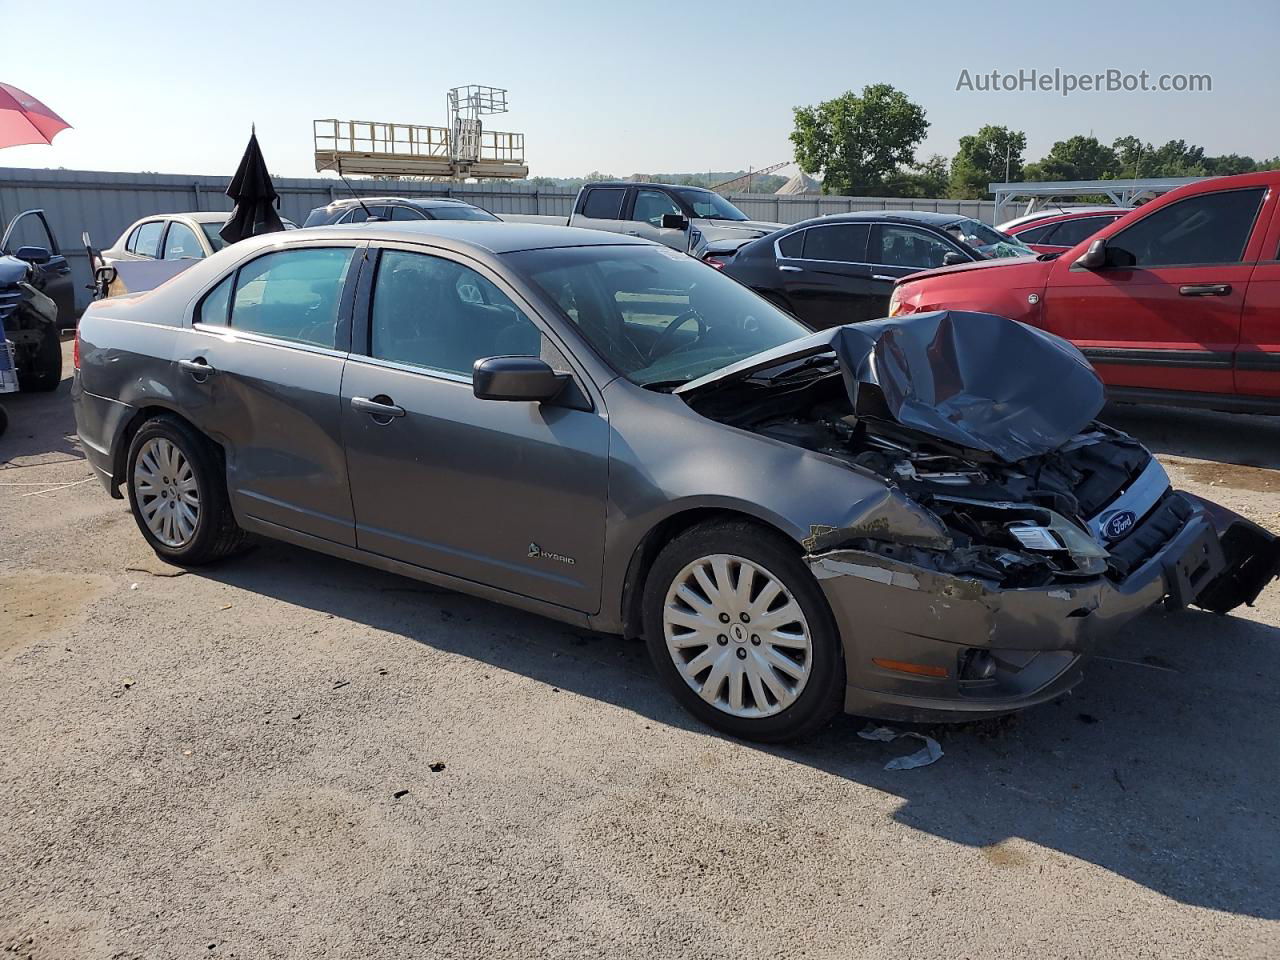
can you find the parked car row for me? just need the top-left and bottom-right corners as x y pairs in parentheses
(71, 216), (1280, 741)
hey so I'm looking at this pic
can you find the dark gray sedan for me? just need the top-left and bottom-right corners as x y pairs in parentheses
(71, 222), (1279, 741)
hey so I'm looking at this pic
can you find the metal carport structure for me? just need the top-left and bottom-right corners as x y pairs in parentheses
(988, 176), (1207, 222)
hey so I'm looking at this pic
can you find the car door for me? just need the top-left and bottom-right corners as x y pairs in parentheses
(627, 188), (688, 250)
(1, 209), (75, 322)
(773, 222), (880, 328)
(339, 244), (608, 612)
(1238, 200), (1280, 400)
(1042, 186), (1269, 396)
(174, 241), (364, 546)
(571, 186), (629, 236)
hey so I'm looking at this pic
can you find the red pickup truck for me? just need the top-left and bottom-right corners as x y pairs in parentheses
(889, 171), (1280, 413)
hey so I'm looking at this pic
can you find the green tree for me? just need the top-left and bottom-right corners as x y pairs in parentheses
(948, 125), (1027, 198)
(790, 84), (929, 196)
(1023, 135), (1120, 182)
(897, 155), (950, 198)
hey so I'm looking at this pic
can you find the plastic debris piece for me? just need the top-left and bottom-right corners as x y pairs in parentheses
(858, 723), (944, 770)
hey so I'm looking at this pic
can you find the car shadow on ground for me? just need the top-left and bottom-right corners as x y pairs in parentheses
(0, 379), (84, 466)
(1103, 401), (1280, 470)
(202, 538), (1280, 921)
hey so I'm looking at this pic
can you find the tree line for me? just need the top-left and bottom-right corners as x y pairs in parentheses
(790, 84), (1279, 199)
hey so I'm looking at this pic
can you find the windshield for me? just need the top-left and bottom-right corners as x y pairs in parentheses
(428, 205), (500, 221)
(944, 218), (1034, 259)
(506, 245), (810, 387)
(674, 189), (750, 222)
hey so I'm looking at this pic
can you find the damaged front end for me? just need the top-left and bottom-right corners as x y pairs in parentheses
(681, 311), (1280, 721)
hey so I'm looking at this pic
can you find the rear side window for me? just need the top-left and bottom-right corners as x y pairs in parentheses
(390, 205), (426, 221)
(776, 230), (805, 258)
(129, 221), (164, 258)
(1108, 189), (1265, 267)
(1014, 223), (1057, 244)
(162, 222), (204, 260)
(228, 247), (355, 348)
(581, 188), (625, 220)
(197, 275), (233, 326)
(1049, 216), (1116, 248)
(803, 223), (870, 263)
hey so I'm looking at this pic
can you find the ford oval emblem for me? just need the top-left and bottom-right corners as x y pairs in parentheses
(1103, 510), (1137, 540)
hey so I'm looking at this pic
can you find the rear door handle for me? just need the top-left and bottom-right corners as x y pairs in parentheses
(177, 358), (215, 379)
(1179, 283), (1231, 297)
(351, 396), (406, 419)
(871, 274), (895, 281)
(778, 264), (803, 273)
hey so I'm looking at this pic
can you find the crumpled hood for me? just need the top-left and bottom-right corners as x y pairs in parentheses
(0, 255), (29, 287)
(678, 310), (1105, 462)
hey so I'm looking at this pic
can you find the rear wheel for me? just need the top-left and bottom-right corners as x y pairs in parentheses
(17, 324), (62, 392)
(642, 520), (844, 742)
(126, 416), (246, 565)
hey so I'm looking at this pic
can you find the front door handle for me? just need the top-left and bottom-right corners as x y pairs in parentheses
(351, 395), (406, 419)
(871, 274), (895, 281)
(778, 264), (803, 273)
(177, 358), (216, 379)
(1179, 283), (1231, 297)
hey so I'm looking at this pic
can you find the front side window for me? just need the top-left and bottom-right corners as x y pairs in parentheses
(1108, 189), (1265, 267)
(369, 250), (549, 376)
(508, 245), (810, 387)
(581, 188), (626, 220)
(228, 247), (355, 348)
(802, 223), (869, 263)
(131, 221), (164, 258)
(1, 211), (55, 255)
(163, 222), (204, 260)
(943, 219), (1033, 259)
(632, 189), (682, 225)
(874, 225), (959, 269)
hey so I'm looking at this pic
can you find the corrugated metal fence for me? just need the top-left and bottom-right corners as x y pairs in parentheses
(0, 166), (1001, 311)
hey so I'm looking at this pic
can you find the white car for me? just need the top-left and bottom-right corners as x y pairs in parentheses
(995, 205), (1132, 234)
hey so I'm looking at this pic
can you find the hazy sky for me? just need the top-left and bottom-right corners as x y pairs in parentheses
(2, 0), (1276, 180)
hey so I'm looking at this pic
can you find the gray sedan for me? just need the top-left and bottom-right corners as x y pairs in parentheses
(71, 222), (1279, 741)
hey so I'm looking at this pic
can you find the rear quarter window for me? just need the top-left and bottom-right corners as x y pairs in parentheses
(580, 188), (626, 220)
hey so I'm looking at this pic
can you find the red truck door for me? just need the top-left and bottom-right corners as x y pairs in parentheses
(1041, 185), (1271, 398)
(1238, 198), (1280, 400)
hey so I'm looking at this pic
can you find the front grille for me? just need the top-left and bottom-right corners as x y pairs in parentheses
(1106, 492), (1195, 579)
(0, 283), (21, 328)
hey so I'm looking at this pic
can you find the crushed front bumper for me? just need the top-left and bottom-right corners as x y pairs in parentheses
(810, 491), (1279, 723)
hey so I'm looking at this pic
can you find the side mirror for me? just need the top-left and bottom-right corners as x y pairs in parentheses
(15, 245), (51, 265)
(1075, 238), (1108, 270)
(473, 356), (568, 403)
(941, 251), (966, 266)
(660, 213), (689, 231)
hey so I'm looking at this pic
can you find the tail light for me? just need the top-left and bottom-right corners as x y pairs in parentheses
(703, 256), (727, 270)
(73, 325), (81, 370)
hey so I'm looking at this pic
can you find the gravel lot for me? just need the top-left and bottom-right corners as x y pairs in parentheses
(2, 342), (1278, 959)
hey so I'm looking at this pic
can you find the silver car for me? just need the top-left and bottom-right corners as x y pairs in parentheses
(71, 222), (1279, 741)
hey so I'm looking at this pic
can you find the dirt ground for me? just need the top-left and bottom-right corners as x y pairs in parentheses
(1, 342), (1277, 959)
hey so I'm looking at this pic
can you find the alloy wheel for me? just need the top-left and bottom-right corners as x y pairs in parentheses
(133, 437), (200, 548)
(662, 554), (812, 718)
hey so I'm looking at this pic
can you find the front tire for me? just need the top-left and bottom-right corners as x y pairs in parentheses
(642, 520), (845, 742)
(125, 415), (246, 565)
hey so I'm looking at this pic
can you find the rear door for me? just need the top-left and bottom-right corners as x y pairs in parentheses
(1042, 186), (1268, 397)
(775, 222), (879, 328)
(1238, 197), (1280, 400)
(1, 209), (75, 322)
(339, 244), (608, 612)
(174, 241), (364, 546)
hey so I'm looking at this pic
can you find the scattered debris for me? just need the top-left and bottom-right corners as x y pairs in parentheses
(857, 723), (944, 770)
(393, 789), (409, 799)
(291, 713), (302, 721)
(129, 583), (139, 590)
(1112, 768), (1127, 792)
(428, 762), (446, 773)
(220, 603), (233, 611)
(332, 680), (350, 691)
(124, 565), (188, 578)
(122, 678), (134, 689)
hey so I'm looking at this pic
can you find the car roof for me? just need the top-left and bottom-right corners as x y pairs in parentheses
(784, 210), (970, 230)
(1006, 208), (1133, 230)
(322, 196), (477, 210)
(999, 206), (1130, 230)
(286, 220), (649, 255)
(582, 181), (714, 193)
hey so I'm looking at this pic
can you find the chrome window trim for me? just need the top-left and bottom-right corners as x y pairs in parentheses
(190, 321), (350, 360)
(342, 351), (474, 385)
(772, 221), (970, 269)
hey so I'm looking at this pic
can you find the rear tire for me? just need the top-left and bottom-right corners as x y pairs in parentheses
(125, 415), (246, 565)
(18, 324), (62, 392)
(642, 519), (845, 742)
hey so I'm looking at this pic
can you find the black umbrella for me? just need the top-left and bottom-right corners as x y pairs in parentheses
(219, 127), (284, 246)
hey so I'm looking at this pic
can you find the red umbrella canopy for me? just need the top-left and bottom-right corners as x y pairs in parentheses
(0, 83), (71, 149)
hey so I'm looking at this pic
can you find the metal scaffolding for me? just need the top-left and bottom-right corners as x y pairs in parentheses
(988, 176), (1207, 222)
